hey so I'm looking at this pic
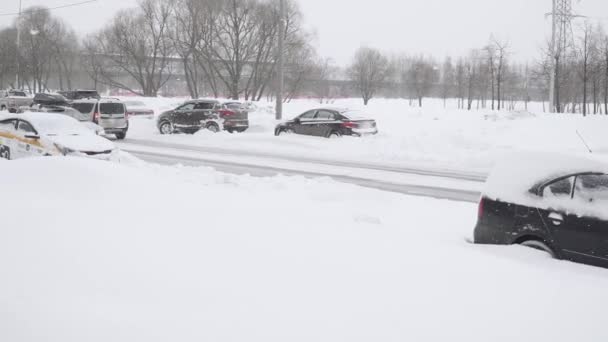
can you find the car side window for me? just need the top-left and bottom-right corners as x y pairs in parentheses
(0, 120), (16, 131)
(17, 121), (36, 134)
(195, 102), (215, 110)
(573, 174), (608, 204)
(543, 176), (574, 199)
(178, 103), (196, 111)
(299, 111), (317, 120)
(315, 110), (336, 120)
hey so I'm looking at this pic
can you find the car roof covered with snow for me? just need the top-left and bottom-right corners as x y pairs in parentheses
(483, 151), (608, 203)
(0, 112), (89, 133)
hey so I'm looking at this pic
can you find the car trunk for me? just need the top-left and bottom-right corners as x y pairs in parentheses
(98, 103), (127, 128)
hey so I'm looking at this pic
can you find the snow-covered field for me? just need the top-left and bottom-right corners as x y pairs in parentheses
(124, 97), (608, 173)
(2, 157), (608, 341)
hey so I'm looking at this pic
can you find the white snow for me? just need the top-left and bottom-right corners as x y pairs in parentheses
(123, 97), (608, 173)
(1, 157), (608, 342)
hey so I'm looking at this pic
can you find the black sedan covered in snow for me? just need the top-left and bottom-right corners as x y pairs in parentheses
(275, 108), (378, 138)
(474, 152), (608, 268)
(157, 100), (249, 134)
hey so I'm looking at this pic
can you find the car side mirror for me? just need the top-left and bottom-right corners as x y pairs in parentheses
(25, 134), (40, 140)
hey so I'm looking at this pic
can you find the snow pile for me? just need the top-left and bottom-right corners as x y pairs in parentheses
(2, 157), (608, 341)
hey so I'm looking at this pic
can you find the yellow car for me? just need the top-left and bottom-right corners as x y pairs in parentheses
(0, 112), (116, 160)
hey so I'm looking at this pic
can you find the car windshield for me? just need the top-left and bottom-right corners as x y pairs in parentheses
(31, 115), (91, 136)
(10, 91), (27, 97)
(72, 103), (95, 114)
(100, 103), (125, 114)
(341, 110), (368, 120)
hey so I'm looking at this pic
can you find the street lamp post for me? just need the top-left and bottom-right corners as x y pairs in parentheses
(275, 0), (285, 120)
(15, 0), (22, 89)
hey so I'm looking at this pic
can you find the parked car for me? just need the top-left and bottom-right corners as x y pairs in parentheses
(221, 101), (250, 132)
(474, 153), (608, 268)
(0, 112), (115, 160)
(274, 108), (378, 138)
(123, 100), (155, 119)
(156, 99), (248, 134)
(32, 93), (71, 106)
(58, 89), (101, 101)
(71, 98), (129, 140)
(0, 90), (33, 113)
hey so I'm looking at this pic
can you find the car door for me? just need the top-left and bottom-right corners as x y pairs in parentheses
(193, 102), (216, 127)
(15, 120), (43, 159)
(294, 110), (317, 135)
(311, 110), (338, 137)
(0, 119), (17, 159)
(569, 174), (608, 267)
(172, 103), (197, 128)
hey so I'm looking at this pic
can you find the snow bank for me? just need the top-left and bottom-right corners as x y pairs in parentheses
(1, 157), (608, 341)
(124, 97), (608, 173)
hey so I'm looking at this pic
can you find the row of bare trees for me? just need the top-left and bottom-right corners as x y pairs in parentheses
(83, 0), (322, 99)
(0, 7), (78, 93)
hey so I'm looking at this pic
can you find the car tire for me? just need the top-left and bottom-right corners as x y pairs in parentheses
(279, 128), (294, 136)
(0, 105), (6, 112)
(206, 123), (220, 133)
(0, 146), (11, 160)
(159, 121), (173, 135)
(328, 131), (342, 139)
(520, 239), (556, 258)
(115, 132), (127, 140)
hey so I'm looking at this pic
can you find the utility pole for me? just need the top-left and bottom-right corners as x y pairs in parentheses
(549, 0), (556, 113)
(15, 0), (22, 89)
(275, 0), (285, 120)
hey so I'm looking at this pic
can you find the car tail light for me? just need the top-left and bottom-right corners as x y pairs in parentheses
(341, 121), (359, 129)
(126, 111), (133, 119)
(219, 109), (235, 117)
(478, 198), (485, 220)
(93, 111), (100, 123)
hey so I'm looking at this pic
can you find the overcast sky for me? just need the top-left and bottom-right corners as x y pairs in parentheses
(1, 0), (607, 65)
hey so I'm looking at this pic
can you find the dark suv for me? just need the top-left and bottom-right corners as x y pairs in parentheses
(157, 100), (249, 135)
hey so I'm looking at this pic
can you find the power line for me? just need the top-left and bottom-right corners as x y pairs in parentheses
(0, 0), (98, 17)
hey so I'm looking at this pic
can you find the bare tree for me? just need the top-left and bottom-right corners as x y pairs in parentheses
(440, 57), (455, 108)
(91, 0), (175, 96)
(405, 56), (438, 107)
(348, 47), (390, 105)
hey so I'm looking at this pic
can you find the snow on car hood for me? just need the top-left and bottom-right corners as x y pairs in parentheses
(46, 133), (115, 153)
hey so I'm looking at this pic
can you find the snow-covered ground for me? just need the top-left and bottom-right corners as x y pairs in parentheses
(124, 97), (608, 173)
(2, 157), (608, 342)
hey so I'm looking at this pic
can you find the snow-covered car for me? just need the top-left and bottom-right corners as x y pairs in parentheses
(0, 112), (116, 160)
(474, 152), (608, 268)
(0, 90), (33, 113)
(124, 100), (155, 119)
(157, 100), (244, 134)
(274, 108), (378, 138)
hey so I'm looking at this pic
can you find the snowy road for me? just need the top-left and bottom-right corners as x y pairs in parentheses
(118, 139), (484, 202)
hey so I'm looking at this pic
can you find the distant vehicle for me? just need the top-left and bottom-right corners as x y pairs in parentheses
(58, 89), (101, 101)
(274, 108), (378, 138)
(0, 112), (115, 160)
(32, 93), (71, 107)
(474, 153), (608, 269)
(123, 100), (155, 119)
(156, 99), (248, 134)
(0, 90), (33, 113)
(71, 98), (129, 140)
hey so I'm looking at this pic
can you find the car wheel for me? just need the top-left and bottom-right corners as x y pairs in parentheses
(206, 123), (220, 133)
(520, 239), (556, 258)
(279, 128), (294, 136)
(0, 146), (11, 160)
(0, 106), (6, 112)
(328, 131), (342, 139)
(115, 132), (127, 140)
(159, 121), (173, 135)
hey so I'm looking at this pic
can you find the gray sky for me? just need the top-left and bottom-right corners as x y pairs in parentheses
(1, 0), (607, 65)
